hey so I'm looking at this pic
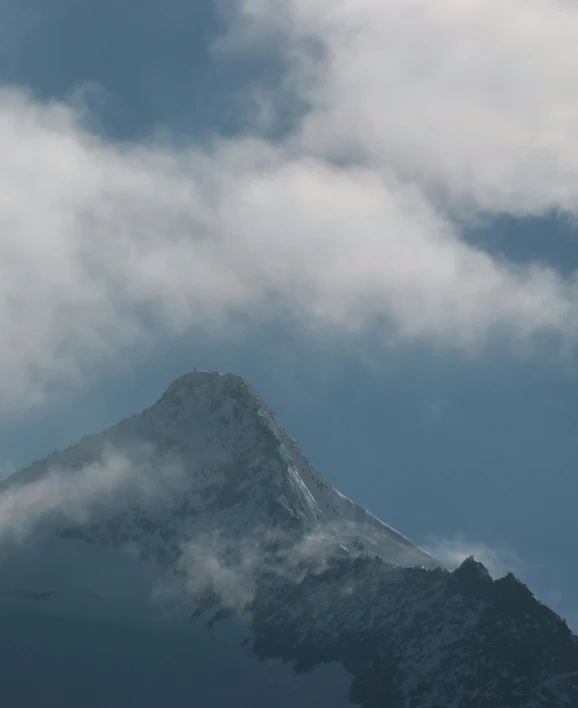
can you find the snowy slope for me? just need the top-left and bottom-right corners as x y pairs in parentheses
(1, 371), (577, 708)
(3, 371), (437, 568)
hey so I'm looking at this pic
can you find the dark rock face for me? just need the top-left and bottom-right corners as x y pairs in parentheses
(245, 554), (578, 708)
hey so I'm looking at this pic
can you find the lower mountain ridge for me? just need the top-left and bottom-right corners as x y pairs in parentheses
(0, 371), (576, 707)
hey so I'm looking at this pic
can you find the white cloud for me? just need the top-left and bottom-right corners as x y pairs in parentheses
(177, 529), (348, 613)
(423, 533), (523, 579)
(2, 0), (578, 419)
(228, 0), (578, 216)
(0, 449), (131, 546)
(0, 443), (184, 548)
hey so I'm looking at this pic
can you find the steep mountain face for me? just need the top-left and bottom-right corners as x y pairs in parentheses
(1, 371), (577, 708)
(251, 556), (578, 707)
(3, 371), (437, 569)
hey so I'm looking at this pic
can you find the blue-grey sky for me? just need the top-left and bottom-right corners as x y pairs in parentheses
(0, 0), (577, 630)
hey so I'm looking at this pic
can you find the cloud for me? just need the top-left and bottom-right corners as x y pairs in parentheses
(0, 443), (183, 548)
(422, 533), (523, 579)
(2, 0), (578, 417)
(226, 0), (578, 216)
(0, 449), (130, 546)
(176, 529), (348, 613)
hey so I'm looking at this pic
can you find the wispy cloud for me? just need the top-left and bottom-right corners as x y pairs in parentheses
(173, 529), (354, 613)
(0, 444), (183, 548)
(422, 533), (523, 579)
(226, 0), (578, 217)
(1, 0), (578, 413)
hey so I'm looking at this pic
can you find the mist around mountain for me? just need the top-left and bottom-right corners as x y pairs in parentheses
(0, 372), (576, 707)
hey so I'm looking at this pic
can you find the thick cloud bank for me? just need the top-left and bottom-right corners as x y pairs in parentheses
(1, 0), (578, 412)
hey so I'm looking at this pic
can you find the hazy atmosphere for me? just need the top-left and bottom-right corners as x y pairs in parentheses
(1, 0), (578, 637)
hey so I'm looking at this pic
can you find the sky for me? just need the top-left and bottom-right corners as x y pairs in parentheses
(0, 0), (577, 630)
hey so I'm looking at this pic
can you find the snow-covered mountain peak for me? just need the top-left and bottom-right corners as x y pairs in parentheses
(146, 370), (282, 458)
(156, 371), (265, 424)
(159, 370), (265, 411)
(1, 372), (577, 707)
(3, 371), (438, 569)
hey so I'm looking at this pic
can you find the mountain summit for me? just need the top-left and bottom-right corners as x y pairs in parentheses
(4, 370), (437, 569)
(1, 371), (577, 708)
